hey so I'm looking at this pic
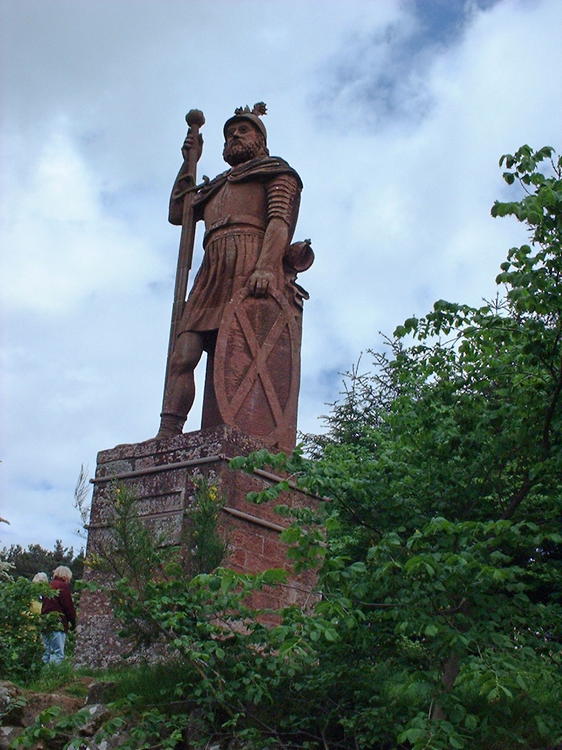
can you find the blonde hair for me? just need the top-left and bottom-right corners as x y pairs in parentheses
(32, 571), (48, 583)
(52, 565), (73, 582)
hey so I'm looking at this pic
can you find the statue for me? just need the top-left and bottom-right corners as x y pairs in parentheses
(157, 104), (313, 451)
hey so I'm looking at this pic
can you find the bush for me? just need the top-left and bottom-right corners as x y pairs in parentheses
(0, 576), (46, 682)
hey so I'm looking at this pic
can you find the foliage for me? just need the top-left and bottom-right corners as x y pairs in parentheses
(0, 540), (84, 581)
(0, 574), (53, 683)
(85, 478), (229, 650)
(0, 558), (14, 580)
(183, 477), (229, 574)
(15, 145), (562, 749)
(12, 705), (96, 750)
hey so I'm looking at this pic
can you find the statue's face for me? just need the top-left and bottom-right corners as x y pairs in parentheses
(223, 120), (265, 166)
(225, 120), (256, 143)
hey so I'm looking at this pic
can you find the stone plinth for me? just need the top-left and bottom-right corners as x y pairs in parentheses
(75, 425), (322, 668)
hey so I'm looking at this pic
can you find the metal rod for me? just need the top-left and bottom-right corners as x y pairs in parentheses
(90, 454), (224, 484)
(221, 505), (286, 533)
(252, 468), (330, 501)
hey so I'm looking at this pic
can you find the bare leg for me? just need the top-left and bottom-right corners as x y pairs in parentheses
(157, 331), (205, 438)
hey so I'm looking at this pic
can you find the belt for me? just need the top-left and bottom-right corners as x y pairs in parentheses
(203, 215), (265, 246)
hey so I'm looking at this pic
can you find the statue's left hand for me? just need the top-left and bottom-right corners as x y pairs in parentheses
(181, 133), (203, 162)
(248, 269), (275, 297)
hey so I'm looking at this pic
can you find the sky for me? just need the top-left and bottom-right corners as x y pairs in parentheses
(1, 0), (561, 552)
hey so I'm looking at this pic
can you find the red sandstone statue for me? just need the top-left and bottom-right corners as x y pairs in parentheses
(157, 104), (312, 451)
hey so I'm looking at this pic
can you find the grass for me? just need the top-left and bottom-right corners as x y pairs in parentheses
(24, 661), (95, 694)
(95, 660), (194, 705)
(20, 658), (194, 708)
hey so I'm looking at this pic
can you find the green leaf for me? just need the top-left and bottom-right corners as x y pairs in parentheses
(449, 737), (464, 749)
(397, 728), (426, 743)
(464, 714), (478, 730)
(323, 627), (339, 642)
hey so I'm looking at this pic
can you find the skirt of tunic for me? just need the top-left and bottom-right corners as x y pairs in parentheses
(178, 228), (267, 334)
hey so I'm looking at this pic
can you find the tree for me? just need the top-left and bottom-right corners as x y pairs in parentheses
(234, 144), (562, 748)
(0, 541), (84, 581)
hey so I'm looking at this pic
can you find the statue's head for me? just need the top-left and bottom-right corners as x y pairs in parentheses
(222, 102), (269, 166)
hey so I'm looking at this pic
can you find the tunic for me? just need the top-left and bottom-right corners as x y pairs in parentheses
(170, 156), (302, 335)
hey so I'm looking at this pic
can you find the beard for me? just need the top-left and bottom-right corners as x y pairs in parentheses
(223, 138), (265, 166)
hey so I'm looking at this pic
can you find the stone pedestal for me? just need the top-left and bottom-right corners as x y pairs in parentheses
(75, 425), (322, 668)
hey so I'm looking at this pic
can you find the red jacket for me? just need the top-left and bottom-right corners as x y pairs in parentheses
(41, 577), (76, 632)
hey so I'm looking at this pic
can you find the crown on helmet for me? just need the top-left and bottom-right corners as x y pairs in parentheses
(223, 102), (267, 142)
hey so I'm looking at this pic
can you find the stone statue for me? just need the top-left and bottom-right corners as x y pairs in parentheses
(157, 104), (312, 451)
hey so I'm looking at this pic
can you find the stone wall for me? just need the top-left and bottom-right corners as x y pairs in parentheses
(75, 425), (323, 668)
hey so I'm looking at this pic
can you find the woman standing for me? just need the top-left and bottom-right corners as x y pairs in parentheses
(41, 566), (77, 664)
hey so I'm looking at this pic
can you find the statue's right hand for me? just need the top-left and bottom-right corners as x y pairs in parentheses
(181, 133), (203, 161)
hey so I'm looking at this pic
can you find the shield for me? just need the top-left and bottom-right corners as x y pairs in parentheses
(213, 287), (302, 452)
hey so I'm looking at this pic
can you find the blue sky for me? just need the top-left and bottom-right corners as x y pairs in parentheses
(1, 0), (561, 550)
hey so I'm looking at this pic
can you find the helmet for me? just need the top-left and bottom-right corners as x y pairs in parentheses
(223, 102), (267, 142)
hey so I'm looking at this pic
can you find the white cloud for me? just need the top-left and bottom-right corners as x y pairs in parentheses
(1, 125), (166, 314)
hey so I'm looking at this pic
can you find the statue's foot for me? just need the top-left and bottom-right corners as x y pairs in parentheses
(155, 413), (185, 440)
(154, 428), (178, 440)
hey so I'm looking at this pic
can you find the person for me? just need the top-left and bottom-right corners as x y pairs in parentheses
(41, 565), (77, 664)
(157, 103), (310, 439)
(30, 571), (48, 615)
